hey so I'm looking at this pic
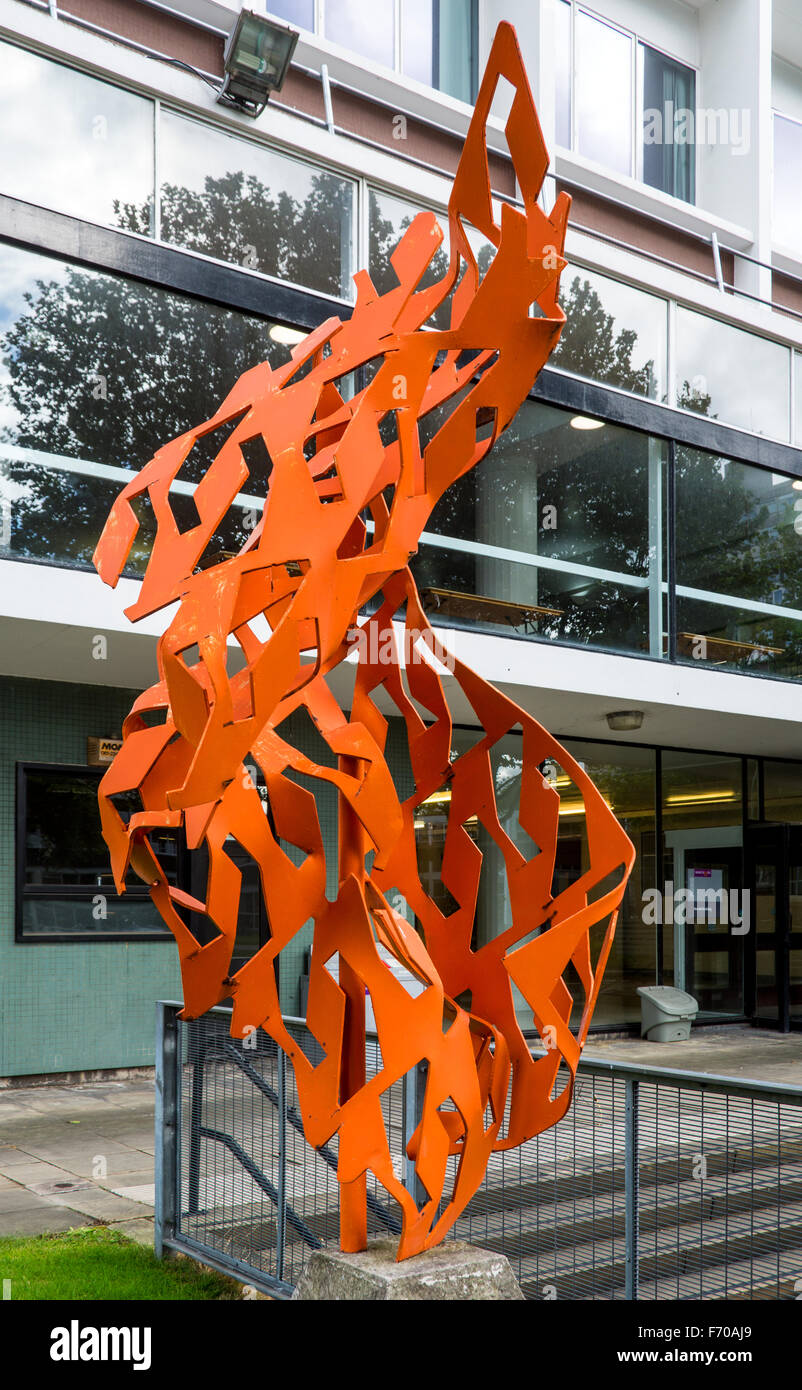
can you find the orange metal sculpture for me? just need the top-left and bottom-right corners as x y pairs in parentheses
(94, 23), (635, 1260)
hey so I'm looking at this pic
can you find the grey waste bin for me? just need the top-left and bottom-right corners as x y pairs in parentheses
(637, 986), (698, 1042)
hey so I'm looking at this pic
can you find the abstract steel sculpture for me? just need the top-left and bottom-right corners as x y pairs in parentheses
(94, 23), (635, 1260)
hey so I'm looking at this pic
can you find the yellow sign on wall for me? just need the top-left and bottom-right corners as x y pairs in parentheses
(87, 737), (123, 766)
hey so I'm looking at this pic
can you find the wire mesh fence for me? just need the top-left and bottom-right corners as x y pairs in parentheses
(155, 1003), (802, 1300)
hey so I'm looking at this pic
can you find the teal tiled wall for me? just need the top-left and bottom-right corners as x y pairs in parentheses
(0, 676), (419, 1073)
(0, 675), (182, 1077)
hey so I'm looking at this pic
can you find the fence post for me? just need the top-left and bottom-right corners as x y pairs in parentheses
(624, 1077), (640, 1300)
(155, 1001), (178, 1260)
(403, 1060), (427, 1202)
(276, 1046), (287, 1282)
(187, 1033), (204, 1216)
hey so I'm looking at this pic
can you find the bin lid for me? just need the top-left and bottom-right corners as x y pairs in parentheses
(637, 985), (698, 1016)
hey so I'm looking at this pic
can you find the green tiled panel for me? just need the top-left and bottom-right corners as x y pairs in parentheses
(0, 676), (181, 1077)
(1, 676), (419, 1072)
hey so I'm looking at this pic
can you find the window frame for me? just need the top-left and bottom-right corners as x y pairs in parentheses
(772, 107), (802, 252)
(155, 98), (359, 303)
(635, 38), (697, 204)
(558, 2), (699, 206)
(15, 761), (174, 944)
(0, 33), (358, 308)
(288, 0), (479, 102)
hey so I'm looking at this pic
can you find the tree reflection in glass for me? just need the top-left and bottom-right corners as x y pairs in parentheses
(0, 245), (293, 573)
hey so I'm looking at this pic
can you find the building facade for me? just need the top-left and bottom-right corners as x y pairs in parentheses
(2, 0), (802, 1078)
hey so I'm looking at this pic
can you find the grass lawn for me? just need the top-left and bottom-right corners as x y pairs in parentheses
(0, 1226), (242, 1300)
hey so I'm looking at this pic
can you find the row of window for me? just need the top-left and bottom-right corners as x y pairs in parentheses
(551, 263), (796, 444)
(774, 111), (802, 251)
(555, 0), (802, 243)
(0, 240), (801, 681)
(269, 0), (477, 103)
(555, 1), (696, 203)
(274, 0), (802, 245)
(2, 39), (798, 449)
(17, 747), (802, 1031)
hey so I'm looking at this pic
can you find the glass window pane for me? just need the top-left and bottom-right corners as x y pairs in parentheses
(20, 767), (173, 937)
(368, 188), (493, 330)
(773, 113), (802, 251)
(325, 0), (395, 68)
(675, 447), (802, 678)
(415, 731), (655, 1031)
(158, 110), (354, 299)
(402, 0), (433, 87)
(435, 0), (475, 104)
(412, 401), (667, 658)
(0, 40), (154, 230)
(575, 10), (632, 175)
(763, 761), (802, 822)
(661, 750), (744, 1017)
(552, 266), (667, 400)
(266, 1), (314, 27)
(555, 0), (572, 148)
(21, 896), (169, 936)
(641, 42), (696, 203)
(794, 351), (802, 445)
(24, 770), (112, 888)
(558, 740), (657, 1028)
(675, 307), (790, 440)
(0, 242), (301, 574)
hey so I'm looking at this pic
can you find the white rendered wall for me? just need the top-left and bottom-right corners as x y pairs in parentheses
(3, 560), (802, 760)
(773, 54), (802, 120)
(699, 0), (771, 297)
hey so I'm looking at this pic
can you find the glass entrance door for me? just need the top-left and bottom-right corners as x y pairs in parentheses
(746, 824), (802, 1031)
(682, 846), (744, 1015)
(788, 830), (802, 1028)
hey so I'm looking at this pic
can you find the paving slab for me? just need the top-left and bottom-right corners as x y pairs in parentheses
(85, 1116), (154, 1139)
(585, 1026), (802, 1087)
(0, 1162), (76, 1187)
(0, 1204), (92, 1237)
(0, 1188), (58, 1215)
(110, 1183), (156, 1205)
(0, 1079), (157, 1237)
(99, 1170), (155, 1191)
(106, 1217), (155, 1247)
(0, 1147), (32, 1168)
(45, 1189), (154, 1222)
(14, 1139), (151, 1177)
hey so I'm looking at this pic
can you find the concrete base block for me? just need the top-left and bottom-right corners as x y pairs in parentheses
(292, 1238), (524, 1301)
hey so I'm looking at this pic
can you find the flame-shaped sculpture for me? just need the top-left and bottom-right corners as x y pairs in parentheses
(93, 23), (635, 1260)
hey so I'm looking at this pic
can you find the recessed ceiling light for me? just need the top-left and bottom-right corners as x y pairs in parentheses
(666, 791), (736, 805)
(793, 480), (802, 491)
(606, 710), (644, 732)
(570, 415), (605, 431)
(269, 324), (306, 345)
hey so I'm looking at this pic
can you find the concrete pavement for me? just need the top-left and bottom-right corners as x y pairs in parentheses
(0, 1076), (156, 1244)
(1, 1025), (801, 1243)
(585, 1023), (802, 1086)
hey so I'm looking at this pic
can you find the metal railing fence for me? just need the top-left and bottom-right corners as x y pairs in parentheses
(155, 1001), (802, 1300)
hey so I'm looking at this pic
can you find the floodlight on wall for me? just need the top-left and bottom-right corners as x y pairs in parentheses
(217, 10), (299, 116)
